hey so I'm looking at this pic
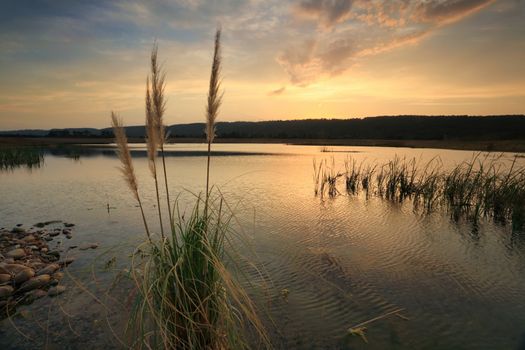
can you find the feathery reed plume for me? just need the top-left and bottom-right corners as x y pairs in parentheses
(111, 112), (151, 242)
(150, 43), (173, 229)
(146, 77), (164, 238)
(150, 43), (166, 142)
(205, 27), (223, 212)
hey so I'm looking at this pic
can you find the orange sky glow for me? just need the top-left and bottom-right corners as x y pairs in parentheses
(0, 0), (524, 129)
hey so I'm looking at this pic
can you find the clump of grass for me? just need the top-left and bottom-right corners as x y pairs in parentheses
(112, 28), (267, 349)
(360, 163), (376, 198)
(313, 159), (324, 196)
(316, 157), (343, 198)
(344, 156), (361, 195)
(0, 147), (44, 171)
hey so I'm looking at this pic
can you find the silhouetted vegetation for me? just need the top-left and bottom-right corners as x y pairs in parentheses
(2, 115), (524, 142)
(172, 115), (525, 141)
(315, 155), (525, 229)
(0, 148), (44, 171)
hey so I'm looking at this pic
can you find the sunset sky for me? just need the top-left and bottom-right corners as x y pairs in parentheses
(0, 0), (524, 130)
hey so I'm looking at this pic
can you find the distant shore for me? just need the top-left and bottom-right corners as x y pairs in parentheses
(1, 136), (525, 153)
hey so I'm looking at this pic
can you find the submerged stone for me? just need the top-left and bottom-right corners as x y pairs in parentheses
(59, 257), (75, 267)
(79, 243), (99, 250)
(25, 289), (47, 301)
(18, 274), (51, 293)
(14, 268), (35, 284)
(47, 285), (66, 297)
(37, 263), (59, 276)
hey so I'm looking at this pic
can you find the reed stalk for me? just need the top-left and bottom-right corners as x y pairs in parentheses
(112, 29), (266, 349)
(150, 43), (174, 231)
(205, 28), (223, 216)
(313, 154), (525, 227)
(146, 76), (165, 239)
(111, 112), (152, 243)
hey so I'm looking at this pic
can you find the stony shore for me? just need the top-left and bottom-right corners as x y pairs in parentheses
(0, 221), (98, 315)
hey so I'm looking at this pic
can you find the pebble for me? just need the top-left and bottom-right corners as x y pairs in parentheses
(0, 286), (14, 299)
(0, 263), (28, 274)
(6, 248), (26, 259)
(0, 221), (83, 312)
(79, 243), (99, 250)
(52, 272), (64, 281)
(0, 274), (11, 284)
(25, 289), (47, 301)
(47, 285), (66, 297)
(59, 257), (75, 267)
(14, 268), (35, 284)
(18, 274), (51, 293)
(37, 263), (59, 276)
(21, 235), (35, 242)
(47, 251), (60, 258)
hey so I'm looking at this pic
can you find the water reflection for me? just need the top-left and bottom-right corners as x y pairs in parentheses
(1, 144), (525, 349)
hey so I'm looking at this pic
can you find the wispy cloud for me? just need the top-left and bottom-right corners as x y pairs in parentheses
(268, 86), (286, 96)
(279, 0), (498, 85)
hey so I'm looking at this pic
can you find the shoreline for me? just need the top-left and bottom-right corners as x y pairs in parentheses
(1, 136), (525, 153)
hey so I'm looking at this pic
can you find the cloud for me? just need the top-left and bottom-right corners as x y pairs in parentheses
(292, 0), (355, 29)
(413, 0), (496, 25)
(280, 0), (498, 85)
(268, 86), (286, 95)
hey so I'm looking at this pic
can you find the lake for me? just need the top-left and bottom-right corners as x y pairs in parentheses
(1, 143), (525, 349)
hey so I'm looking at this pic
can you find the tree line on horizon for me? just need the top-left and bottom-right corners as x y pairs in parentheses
(3, 115), (525, 141)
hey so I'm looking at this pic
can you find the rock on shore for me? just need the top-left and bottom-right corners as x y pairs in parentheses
(0, 221), (82, 315)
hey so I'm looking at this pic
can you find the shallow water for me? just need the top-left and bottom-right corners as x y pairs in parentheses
(1, 144), (525, 349)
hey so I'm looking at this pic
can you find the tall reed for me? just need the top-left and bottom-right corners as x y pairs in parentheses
(205, 28), (223, 215)
(150, 43), (173, 231)
(146, 75), (164, 238)
(314, 154), (525, 227)
(112, 29), (266, 349)
(111, 112), (151, 243)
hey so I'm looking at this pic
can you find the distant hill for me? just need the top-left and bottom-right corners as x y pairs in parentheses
(1, 115), (525, 141)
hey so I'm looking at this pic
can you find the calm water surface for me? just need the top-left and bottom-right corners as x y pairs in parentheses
(1, 143), (525, 349)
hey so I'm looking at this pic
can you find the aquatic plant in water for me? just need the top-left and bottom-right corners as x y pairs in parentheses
(112, 29), (267, 349)
(314, 154), (525, 228)
(0, 148), (44, 171)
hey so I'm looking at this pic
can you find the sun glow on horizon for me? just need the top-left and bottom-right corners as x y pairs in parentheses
(0, 0), (524, 130)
